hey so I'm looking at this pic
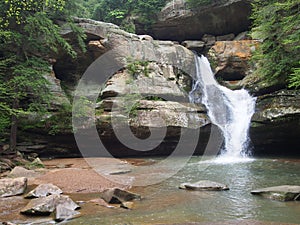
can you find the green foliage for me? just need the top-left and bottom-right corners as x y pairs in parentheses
(0, 0), (66, 27)
(145, 96), (165, 101)
(127, 60), (150, 78)
(0, 56), (51, 134)
(251, 0), (300, 88)
(47, 103), (72, 135)
(122, 93), (141, 118)
(91, 0), (167, 32)
(0, 0), (86, 150)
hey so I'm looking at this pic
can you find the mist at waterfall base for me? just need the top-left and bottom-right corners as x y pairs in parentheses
(189, 55), (257, 163)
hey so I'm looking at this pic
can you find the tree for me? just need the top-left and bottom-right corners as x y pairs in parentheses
(0, 0), (85, 153)
(251, 0), (300, 88)
(91, 0), (167, 32)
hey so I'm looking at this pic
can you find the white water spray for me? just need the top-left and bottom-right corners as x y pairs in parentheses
(189, 55), (256, 161)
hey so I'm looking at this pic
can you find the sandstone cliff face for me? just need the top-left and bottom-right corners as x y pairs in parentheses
(19, 19), (211, 157)
(18, 17), (300, 157)
(250, 90), (300, 156)
(208, 40), (259, 89)
(146, 0), (252, 41)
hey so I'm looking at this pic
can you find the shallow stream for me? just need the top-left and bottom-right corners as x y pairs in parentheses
(69, 156), (300, 224)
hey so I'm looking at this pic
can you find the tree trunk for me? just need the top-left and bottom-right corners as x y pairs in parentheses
(9, 98), (19, 153)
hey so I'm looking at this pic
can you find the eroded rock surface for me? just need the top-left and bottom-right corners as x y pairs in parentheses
(0, 177), (27, 197)
(251, 185), (300, 201)
(21, 194), (79, 215)
(179, 180), (229, 191)
(148, 0), (252, 41)
(25, 183), (63, 199)
(101, 188), (141, 204)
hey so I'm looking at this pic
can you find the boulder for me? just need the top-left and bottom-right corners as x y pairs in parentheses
(202, 34), (216, 46)
(148, 0), (252, 41)
(101, 188), (141, 204)
(250, 90), (300, 156)
(252, 90), (300, 123)
(251, 185), (300, 201)
(216, 33), (235, 41)
(234, 31), (251, 41)
(208, 40), (259, 85)
(25, 183), (63, 198)
(120, 201), (134, 209)
(0, 177), (27, 197)
(181, 40), (205, 52)
(8, 166), (37, 178)
(54, 204), (80, 222)
(179, 180), (229, 191)
(21, 194), (80, 215)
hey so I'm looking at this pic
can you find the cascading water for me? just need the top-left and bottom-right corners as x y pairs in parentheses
(189, 55), (256, 160)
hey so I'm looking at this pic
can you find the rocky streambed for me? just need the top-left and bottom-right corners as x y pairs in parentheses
(1, 157), (300, 225)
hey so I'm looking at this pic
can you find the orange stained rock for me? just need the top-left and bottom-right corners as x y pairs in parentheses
(212, 40), (260, 60)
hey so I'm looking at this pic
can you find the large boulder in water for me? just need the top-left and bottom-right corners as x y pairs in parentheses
(179, 180), (229, 191)
(251, 185), (300, 201)
(100, 188), (141, 204)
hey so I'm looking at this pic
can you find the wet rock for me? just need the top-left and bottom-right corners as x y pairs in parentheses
(0, 177), (27, 197)
(252, 90), (300, 123)
(25, 183), (63, 198)
(121, 201), (134, 209)
(89, 198), (116, 208)
(101, 188), (141, 204)
(21, 194), (80, 215)
(179, 180), (229, 191)
(54, 204), (80, 222)
(251, 185), (300, 201)
(250, 90), (300, 156)
(108, 169), (132, 175)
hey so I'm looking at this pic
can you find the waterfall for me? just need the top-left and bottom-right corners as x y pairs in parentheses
(189, 55), (256, 160)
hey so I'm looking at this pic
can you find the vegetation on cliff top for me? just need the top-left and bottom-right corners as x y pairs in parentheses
(96, 0), (166, 32)
(251, 0), (300, 88)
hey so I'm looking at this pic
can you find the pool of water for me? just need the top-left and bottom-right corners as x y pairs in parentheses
(68, 157), (300, 225)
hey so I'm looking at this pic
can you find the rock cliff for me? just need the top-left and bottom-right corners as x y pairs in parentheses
(145, 0), (252, 41)
(19, 18), (211, 157)
(18, 16), (300, 157)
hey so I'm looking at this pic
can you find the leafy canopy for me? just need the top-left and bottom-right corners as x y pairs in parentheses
(251, 0), (300, 88)
(0, 0), (85, 144)
(90, 0), (167, 32)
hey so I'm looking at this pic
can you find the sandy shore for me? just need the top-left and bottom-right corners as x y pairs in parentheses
(30, 158), (129, 193)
